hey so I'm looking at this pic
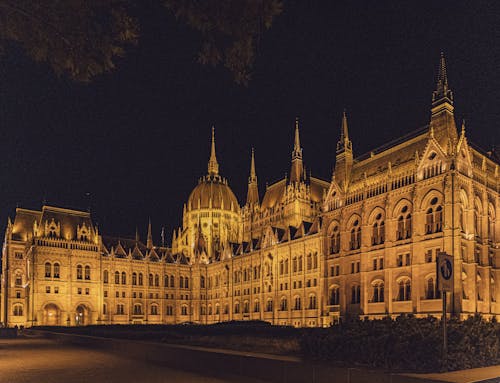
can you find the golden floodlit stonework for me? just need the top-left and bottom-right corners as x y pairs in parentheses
(1, 55), (498, 327)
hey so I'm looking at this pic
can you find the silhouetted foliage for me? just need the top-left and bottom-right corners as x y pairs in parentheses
(0, 0), (282, 83)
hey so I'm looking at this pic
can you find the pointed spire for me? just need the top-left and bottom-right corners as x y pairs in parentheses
(207, 126), (219, 175)
(290, 117), (304, 183)
(146, 218), (153, 249)
(461, 119), (466, 136)
(432, 52), (453, 104)
(336, 109), (352, 153)
(135, 226), (140, 243)
(246, 148), (259, 206)
(292, 117), (302, 160)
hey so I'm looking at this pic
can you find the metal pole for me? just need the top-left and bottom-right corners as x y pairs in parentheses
(442, 290), (447, 363)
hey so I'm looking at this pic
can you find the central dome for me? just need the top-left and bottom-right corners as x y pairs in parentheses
(187, 127), (240, 213)
(188, 174), (239, 212)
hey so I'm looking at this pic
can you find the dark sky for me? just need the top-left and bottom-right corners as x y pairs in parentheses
(1, 1), (499, 243)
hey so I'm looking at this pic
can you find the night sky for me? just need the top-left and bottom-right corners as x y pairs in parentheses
(0, 2), (498, 243)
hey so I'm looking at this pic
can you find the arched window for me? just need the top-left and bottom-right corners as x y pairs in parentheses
(425, 277), (440, 299)
(164, 275), (169, 287)
(266, 298), (273, 312)
(53, 263), (60, 278)
(116, 304), (125, 315)
(397, 279), (411, 301)
(308, 295), (317, 309)
(179, 276), (184, 289)
(149, 273), (153, 286)
(170, 275), (174, 287)
(294, 296), (301, 310)
(329, 286), (340, 305)
(371, 281), (384, 302)
(150, 305), (159, 315)
(488, 203), (495, 242)
(155, 273), (160, 286)
(103, 270), (109, 284)
(329, 225), (341, 254)
(200, 276), (205, 289)
(350, 220), (361, 250)
(298, 256), (303, 272)
(425, 197), (443, 234)
(76, 265), (83, 280)
(114, 271), (120, 284)
(103, 304), (107, 315)
(234, 301), (240, 313)
(45, 262), (52, 278)
(13, 304), (23, 316)
(280, 297), (288, 311)
(313, 253), (318, 269)
(351, 285), (361, 304)
(139, 273), (143, 286)
(84, 265), (90, 280)
(253, 300), (260, 312)
(396, 205), (412, 240)
(181, 305), (188, 316)
(185, 277), (189, 289)
(371, 213), (385, 245)
(243, 300), (249, 313)
(133, 304), (142, 315)
(132, 272), (137, 285)
(121, 271), (126, 285)
(306, 254), (312, 270)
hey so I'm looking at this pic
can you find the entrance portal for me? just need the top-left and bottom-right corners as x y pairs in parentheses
(75, 305), (89, 326)
(43, 304), (60, 326)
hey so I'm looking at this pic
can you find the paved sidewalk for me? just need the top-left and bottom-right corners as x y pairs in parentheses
(400, 365), (500, 383)
(0, 337), (266, 383)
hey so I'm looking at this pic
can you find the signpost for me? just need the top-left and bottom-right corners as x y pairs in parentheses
(436, 252), (454, 363)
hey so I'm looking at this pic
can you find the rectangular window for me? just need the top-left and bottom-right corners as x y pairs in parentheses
(54, 287), (59, 294)
(379, 258), (384, 270)
(425, 250), (433, 263)
(122, 292), (125, 298)
(104, 291), (108, 297)
(116, 291), (119, 298)
(16, 291), (21, 298)
(77, 288), (81, 295)
(85, 288), (89, 295)
(397, 254), (403, 267)
(356, 261), (360, 273)
(405, 253), (411, 266)
(373, 259), (378, 270)
(351, 262), (355, 274)
(47, 286), (51, 293)
(14, 252), (23, 259)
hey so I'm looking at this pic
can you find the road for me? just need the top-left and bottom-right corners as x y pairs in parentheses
(0, 337), (264, 383)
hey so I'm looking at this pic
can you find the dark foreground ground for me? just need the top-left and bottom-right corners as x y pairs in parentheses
(0, 336), (265, 383)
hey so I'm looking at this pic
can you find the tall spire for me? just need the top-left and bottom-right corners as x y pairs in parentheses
(246, 148), (259, 206)
(336, 109), (352, 153)
(207, 126), (219, 175)
(135, 226), (140, 243)
(290, 117), (304, 183)
(432, 52), (453, 104)
(430, 53), (457, 148)
(146, 218), (153, 249)
(292, 117), (302, 160)
(334, 110), (353, 191)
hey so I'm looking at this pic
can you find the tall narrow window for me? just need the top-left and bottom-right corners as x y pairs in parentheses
(45, 262), (52, 278)
(84, 265), (90, 280)
(103, 270), (109, 284)
(115, 271), (120, 284)
(53, 263), (60, 278)
(76, 265), (83, 280)
(121, 272), (126, 285)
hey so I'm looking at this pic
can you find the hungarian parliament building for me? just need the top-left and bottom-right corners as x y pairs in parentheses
(1, 56), (498, 327)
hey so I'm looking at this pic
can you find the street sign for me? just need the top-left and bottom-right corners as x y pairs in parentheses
(437, 252), (454, 292)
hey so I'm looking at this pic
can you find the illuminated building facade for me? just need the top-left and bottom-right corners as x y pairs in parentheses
(1, 56), (498, 327)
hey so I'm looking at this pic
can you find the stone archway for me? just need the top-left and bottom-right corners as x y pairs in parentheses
(75, 304), (90, 326)
(43, 304), (61, 326)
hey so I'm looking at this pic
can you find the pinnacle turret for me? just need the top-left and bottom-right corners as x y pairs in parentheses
(246, 148), (259, 206)
(290, 117), (304, 183)
(146, 218), (153, 249)
(207, 126), (219, 175)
